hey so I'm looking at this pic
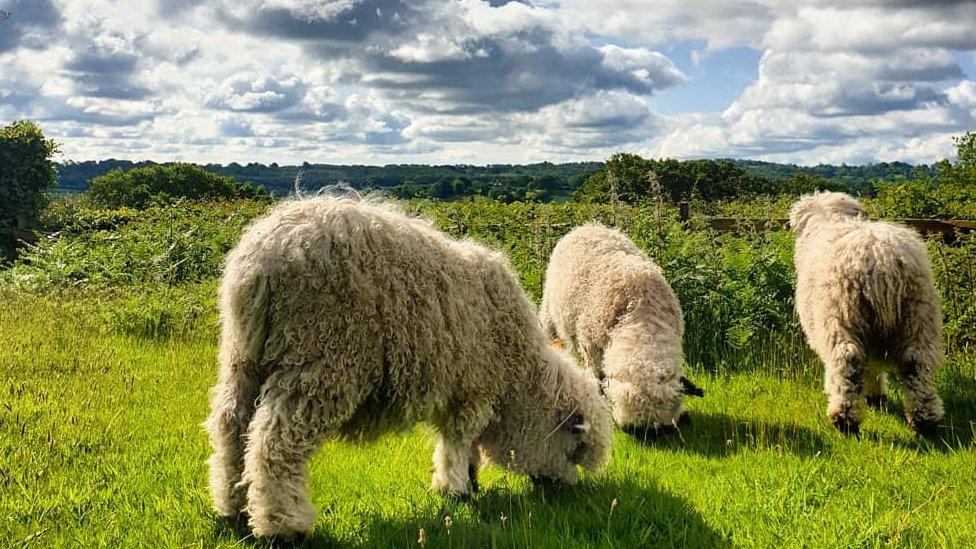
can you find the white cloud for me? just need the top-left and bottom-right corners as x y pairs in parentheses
(0, 0), (974, 164)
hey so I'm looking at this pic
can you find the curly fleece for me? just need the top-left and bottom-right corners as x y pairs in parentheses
(539, 223), (688, 428)
(204, 196), (612, 539)
(790, 191), (944, 436)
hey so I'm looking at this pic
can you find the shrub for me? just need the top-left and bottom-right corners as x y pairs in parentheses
(5, 200), (269, 288)
(86, 163), (271, 209)
(0, 120), (59, 258)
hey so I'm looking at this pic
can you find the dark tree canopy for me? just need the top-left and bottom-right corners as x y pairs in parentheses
(0, 120), (59, 231)
(574, 153), (845, 204)
(86, 163), (271, 209)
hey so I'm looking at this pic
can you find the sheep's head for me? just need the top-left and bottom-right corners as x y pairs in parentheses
(547, 360), (614, 477)
(479, 347), (612, 484)
(789, 191), (866, 236)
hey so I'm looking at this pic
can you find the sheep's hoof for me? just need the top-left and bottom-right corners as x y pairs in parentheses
(468, 464), (480, 494)
(529, 475), (562, 489)
(865, 395), (888, 410)
(830, 415), (861, 437)
(908, 417), (941, 438)
(680, 376), (704, 397)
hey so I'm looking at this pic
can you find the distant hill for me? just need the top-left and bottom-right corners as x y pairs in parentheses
(730, 159), (936, 193)
(56, 160), (602, 199)
(56, 158), (936, 199)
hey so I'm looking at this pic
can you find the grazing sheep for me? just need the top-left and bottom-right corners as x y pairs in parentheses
(539, 224), (700, 430)
(205, 196), (613, 539)
(790, 191), (944, 436)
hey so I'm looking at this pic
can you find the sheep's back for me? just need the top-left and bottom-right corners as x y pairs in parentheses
(223, 197), (539, 428)
(796, 219), (936, 334)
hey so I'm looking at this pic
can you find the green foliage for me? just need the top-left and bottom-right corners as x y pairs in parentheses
(58, 159), (598, 199)
(5, 200), (268, 289)
(7, 197), (976, 360)
(735, 159), (935, 194)
(953, 131), (976, 168)
(0, 120), (59, 257)
(575, 153), (844, 204)
(869, 132), (976, 219)
(86, 163), (271, 209)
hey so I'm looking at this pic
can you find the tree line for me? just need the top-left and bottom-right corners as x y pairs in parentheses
(57, 157), (938, 203)
(4, 118), (974, 260)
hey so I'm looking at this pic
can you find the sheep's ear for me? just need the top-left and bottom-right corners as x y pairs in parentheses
(568, 412), (588, 434)
(680, 376), (704, 397)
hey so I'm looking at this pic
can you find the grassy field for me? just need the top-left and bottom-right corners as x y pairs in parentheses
(3, 293), (975, 548)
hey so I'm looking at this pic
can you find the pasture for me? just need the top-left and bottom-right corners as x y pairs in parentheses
(2, 199), (976, 547)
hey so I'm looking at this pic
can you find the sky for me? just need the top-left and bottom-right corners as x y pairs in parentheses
(1, 0), (975, 166)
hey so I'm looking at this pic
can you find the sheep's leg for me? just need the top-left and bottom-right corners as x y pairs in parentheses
(431, 402), (492, 495)
(204, 358), (263, 517)
(539, 303), (558, 342)
(431, 435), (477, 495)
(468, 442), (482, 493)
(824, 342), (865, 436)
(897, 357), (944, 436)
(895, 298), (945, 436)
(241, 365), (363, 539)
(863, 360), (889, 410)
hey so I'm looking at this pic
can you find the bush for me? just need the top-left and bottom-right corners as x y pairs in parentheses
(4, 197), (974, 366)
(574, 153), (844, 204)
(868, 132), (976, 219)
(0, 120), (59, 258)
(86, 163), (272, 209)
(5, 200), (269, 288)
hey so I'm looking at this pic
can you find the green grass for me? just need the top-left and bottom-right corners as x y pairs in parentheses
(2, 294), (975, 548)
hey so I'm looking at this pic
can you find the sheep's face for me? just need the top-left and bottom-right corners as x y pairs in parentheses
(556, 377), (614, 473)
(606, 374), (685, 429)
(479, 349), (612, 484)
(528, 356), (614, 483)
(789, 191), (865, 236)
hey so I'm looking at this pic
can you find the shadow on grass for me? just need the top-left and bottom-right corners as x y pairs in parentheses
(213, 477), (732, 547)
(367, 477), (731, 548)
(626, 411), (831, 457)
(872, 380), (976, 452)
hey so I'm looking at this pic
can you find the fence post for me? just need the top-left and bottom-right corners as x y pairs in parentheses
(679, 202), (690, 228)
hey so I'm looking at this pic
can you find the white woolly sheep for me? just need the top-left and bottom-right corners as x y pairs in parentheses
(204, 196), (613, 539)
(539, 223), (701, 431)
(790, 191), (944, 436)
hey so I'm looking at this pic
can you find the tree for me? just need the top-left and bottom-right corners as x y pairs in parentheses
(0, 120), (59, 231)
(953, 131), (976, 169)
(573, 153), (651, 203)
(86, 163), (271, 208)
(430, 177), (454, 199)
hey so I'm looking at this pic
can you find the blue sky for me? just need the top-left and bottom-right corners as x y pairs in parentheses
(1, 0), (975, 165)
(649, 45), (762, 115)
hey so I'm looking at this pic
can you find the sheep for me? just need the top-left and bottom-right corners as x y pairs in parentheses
(790, 191), (945, 436)
(539, 223), (701, 431)
(204, 196), (613, 539)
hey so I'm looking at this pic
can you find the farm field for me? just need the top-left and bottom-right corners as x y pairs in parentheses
(2, 197), (976, 548)
(5, 1), (976, 545)
(2, 294), (975, 547)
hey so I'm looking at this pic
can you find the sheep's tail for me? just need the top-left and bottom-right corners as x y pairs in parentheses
(859, 234), (925, 331)
(862, 265), (905, 331)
